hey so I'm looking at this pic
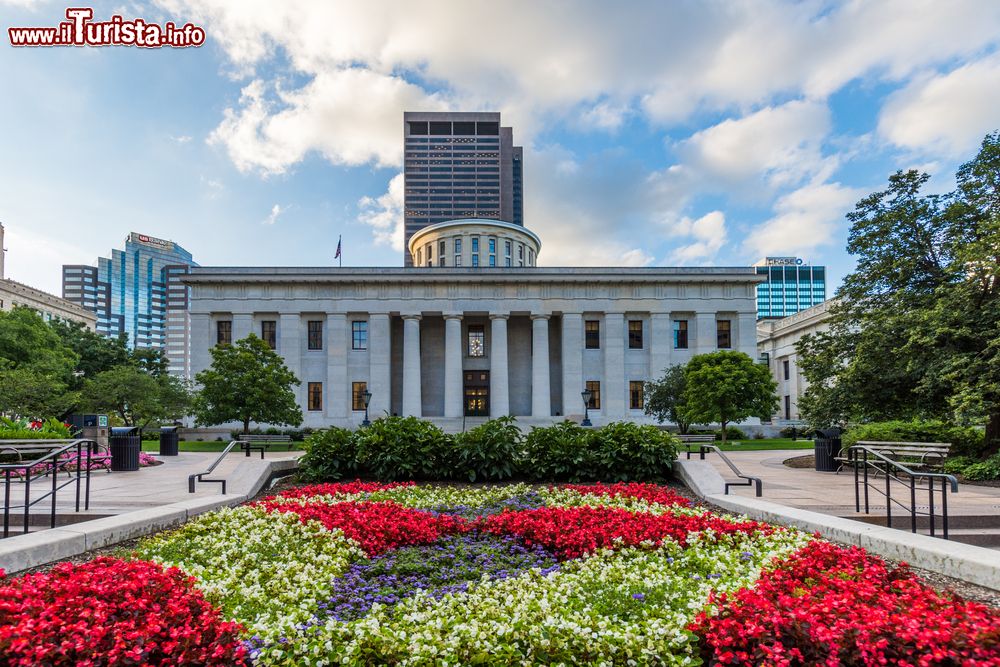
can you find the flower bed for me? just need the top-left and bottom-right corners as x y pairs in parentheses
(3, 481), (999, 665)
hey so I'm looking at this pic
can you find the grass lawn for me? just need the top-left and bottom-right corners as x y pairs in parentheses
(710, 438), (815, 451)
(140, 440), (301, 453)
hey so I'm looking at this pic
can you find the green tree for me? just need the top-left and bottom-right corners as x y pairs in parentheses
(81, 365), (191, 429)
(192, 334), (302, 434)
(682, 351), (777, 445)
(644, 364), (692, 433)
(0, 307), (78, 417)
(50, 321), (130, 386)
(797, 131), (1000, 456)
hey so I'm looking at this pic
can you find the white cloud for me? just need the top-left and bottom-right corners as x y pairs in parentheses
(744, 182), (861, 258)
(878, 55), (1000, 158)
(679, 100), (832, 193)
(358, 173), (405, 250)
(171, 134), (192, 144)
(669, 211), (727, 263)
(263, 203), (284, 225)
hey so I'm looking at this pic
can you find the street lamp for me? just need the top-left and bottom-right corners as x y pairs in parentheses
(362, 390), (373, 427)
(581, 389), (593, 427)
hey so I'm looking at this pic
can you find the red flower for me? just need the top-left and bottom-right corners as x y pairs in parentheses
(0, 557), (247, 666)
(266, 480), (414, 501)
(258, 499), (468, 556)
(689, 540), (1000, 666)
(557, 482), (691, 507)
(478, 506), (771, 559)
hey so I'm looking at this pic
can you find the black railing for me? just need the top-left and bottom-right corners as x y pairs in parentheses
(188, 441), (244, 494)
(848, 445), (958, 539)
(0, 439), (97, 538)
(683, 443), (763, 497)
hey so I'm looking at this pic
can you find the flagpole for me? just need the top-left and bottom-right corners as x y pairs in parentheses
(338, 235), (342, 268)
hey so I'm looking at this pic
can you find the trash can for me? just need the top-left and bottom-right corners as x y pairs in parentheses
(159, 426), (180, 456)
(109, 426), (141, 471)
(814, 427), (842, 472)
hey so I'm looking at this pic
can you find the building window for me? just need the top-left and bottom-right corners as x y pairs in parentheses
(307, 382), (323, 411)
(673, 320), (688, 349)
(261, 321), (276, 349)
(352, 381), (368, 411)
(784, 395), (791, 420)
(783, 359), (790, 381)
(518, 244), (524, 267)
(717, 320), (732, 349)
(352, 320), (368, 350)
(489, 254), (496, 267)
(455, 237), (462, 255)
(505, 240), (512, 266)
(468, 325), (485, 357)
(425, 243), (433, 267)
(472, 254), (479, 267)
(216, 320), (232, 346)
(628, 320), (643, 349)
(439, 240), (446, 265)
(307, 320), (323, 350)
(586, 380), (601, 409)
(629, 381), (644, 410)
(585, 320), (600, 349)
(455, 254), (462, 267)
(529, 249), (534, 266)
(472, 237), (479, 253)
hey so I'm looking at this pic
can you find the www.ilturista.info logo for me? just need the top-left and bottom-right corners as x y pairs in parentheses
(8, 7), (205, 48)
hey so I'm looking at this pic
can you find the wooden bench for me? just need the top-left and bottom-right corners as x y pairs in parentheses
(238, 434), (295, 459)
(677, 434), (717, 460)
(839, 440), (952, 471)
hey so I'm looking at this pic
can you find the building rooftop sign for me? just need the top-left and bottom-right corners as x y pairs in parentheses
(758, 257), (804, 266)
(129, 232), (175, 251)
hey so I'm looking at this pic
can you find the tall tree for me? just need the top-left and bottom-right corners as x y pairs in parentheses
(797, 131), (1000, 456)
(0, 307), (78, 417)
(682, 351), (777, 445)
(192, 334), (302, 434)
(50, 321), (130, 386)
(644, 364), (692, 433)
(81, 365), (191, 429)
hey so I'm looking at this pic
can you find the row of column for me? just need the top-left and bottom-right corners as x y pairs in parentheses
(400, 312), (552, 419)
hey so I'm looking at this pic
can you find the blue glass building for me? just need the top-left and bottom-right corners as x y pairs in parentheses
(62, 232), (197, 375)
(753, 257), (826, 320)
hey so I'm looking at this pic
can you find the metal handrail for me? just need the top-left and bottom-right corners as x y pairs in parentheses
(848, 445), (958, 539)
(0, 439), (96, 538)
(682, 442), (763, 497)
(188, 440), (245, 494)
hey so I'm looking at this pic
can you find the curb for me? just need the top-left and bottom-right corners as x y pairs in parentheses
(0, 457), (298, 574)
(675, 458), (1000, 591)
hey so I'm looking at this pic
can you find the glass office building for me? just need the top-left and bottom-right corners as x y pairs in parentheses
(62, 232), (197, 376)
(403, 111), (524, 266)
(753, 257), (826, 320)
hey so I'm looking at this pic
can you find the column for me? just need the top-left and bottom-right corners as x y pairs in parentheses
(326, 313), (348, 421)
(189, 313), (211, 376)
(279, 313), (303, 409)
(368, 313), (391, 418)
(561, 313), (583, 417)
(401, 314), (422, 417)
(695, 312), (717, 352)
(603, 313), (626, 418)
(531, 314), (551, 417)
(737, 312), (757, 357)
(489, 313), (509, 417)
(650, 313), (672, 379)
(443, 313), (464, 418)
(233, 313), (253, 342)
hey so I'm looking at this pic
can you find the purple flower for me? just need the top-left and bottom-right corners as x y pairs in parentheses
(632, 593), (646, 601)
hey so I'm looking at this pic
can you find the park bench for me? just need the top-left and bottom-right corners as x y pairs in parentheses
(677, 434), (717, 460)
(238, 434), (295, 458)
(838, 440), (953, 472)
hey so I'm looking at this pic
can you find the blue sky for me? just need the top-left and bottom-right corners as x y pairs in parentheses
(2, 0), (1000, 297)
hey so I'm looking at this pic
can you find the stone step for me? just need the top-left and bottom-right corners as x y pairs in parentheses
(842, 513), (1000, 530)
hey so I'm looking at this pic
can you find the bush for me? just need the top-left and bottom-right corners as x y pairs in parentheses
(691, 426), (746, 441)
(297, 427), (359, 483)
(353, 416), (450, 480)
(592, 422), (678, 482)
(0, 416), (72, 440)
(842, 420), (985, 457)
(521, 420), (599, 481)
(778, 425), (814, 439)
(956, 454), (1000, 481)
(452, 416), (523, 482)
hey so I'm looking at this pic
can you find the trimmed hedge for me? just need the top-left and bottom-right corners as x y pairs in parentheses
(297, 417), (679, 483)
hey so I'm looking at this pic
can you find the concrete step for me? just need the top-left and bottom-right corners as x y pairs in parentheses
(843, 513), (1000, 530)
(943, 528), (1000, 550)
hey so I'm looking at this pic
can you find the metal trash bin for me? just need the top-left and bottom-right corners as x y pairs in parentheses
(814, 427), (842, 472)
(159, 426), (180, 456)
(109, 426), (141, 471)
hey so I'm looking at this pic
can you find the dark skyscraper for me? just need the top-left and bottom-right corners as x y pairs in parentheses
(402, 111), (523, 266)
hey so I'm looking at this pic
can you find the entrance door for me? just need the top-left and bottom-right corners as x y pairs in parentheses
(464, 371), (490, 416)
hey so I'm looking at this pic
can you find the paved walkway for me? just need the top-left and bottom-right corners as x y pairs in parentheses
(706, 449), (1000, 515)
(16, 450), (303, 518)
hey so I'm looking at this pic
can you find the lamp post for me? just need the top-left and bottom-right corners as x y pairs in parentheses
(362, 390), (373, 427)
(581, 389), (593, 427)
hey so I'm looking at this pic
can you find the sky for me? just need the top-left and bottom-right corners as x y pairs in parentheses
(2, 0), (1000, 297)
